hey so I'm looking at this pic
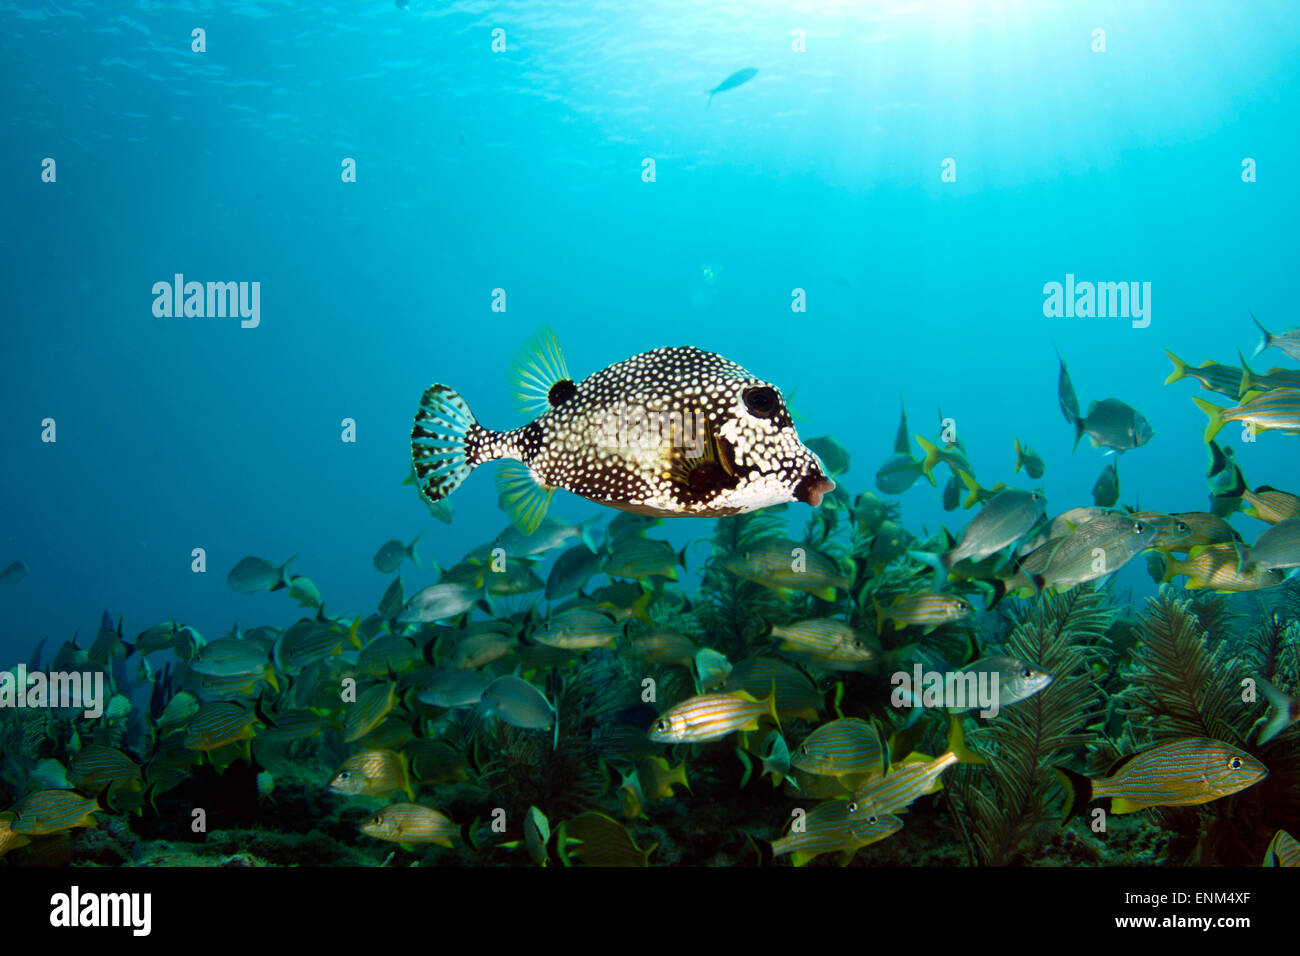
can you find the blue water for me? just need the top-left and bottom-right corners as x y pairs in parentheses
(3, 0), (1298, 662)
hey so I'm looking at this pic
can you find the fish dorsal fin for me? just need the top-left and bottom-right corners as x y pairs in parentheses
(510, 327), (572, 418)
(495, 462), (555, 536)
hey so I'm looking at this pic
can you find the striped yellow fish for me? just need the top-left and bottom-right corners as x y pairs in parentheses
(1264, 829), (1300, 867)
(791, 718), (886, 782)
(603, 538), (686, 580)
(531, 608), (620, 651)
(725, 656), (824, 721)
(1161, 544), (1284, 592)
(361, 803), (456, 847)
(1237, 351), (1300, 398)
(558, 811), (657, 867)
(625, 629), (699, 669)
(647, 689), (779, 744)
(770, 619), (876, 671)
(772, 799), (902, 867)
(279, 616), (363, 673)
(1163, 351), (1245, 398)
(258, 708), (334, 744)
(0, 812), (31, 859)
(873, 592), (973, 635)
(1241, 485), (1300, 524)
(720, 540), (850, 600)
(1059, 738), (1267, 818)
(182, 701), (262, 752)
(344, 682), (398, 743)
(849, 717), (984, 814)
(67, 745), (143, 794)
(329, 749), (416, 800)
(9, 789), (106, 836)
(1193, 388), (1300, 442)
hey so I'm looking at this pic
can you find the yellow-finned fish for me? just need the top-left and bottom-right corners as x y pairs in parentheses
(1058, 738), (1268, 819)
(1193, 389), (1300, 442)
(1240, 485), (1300, 524)
(770, 619), (876, 671)
(0, 812), (32, 859)
(725, 656), (824, 721)
(343, 682), (398, 743)
(873, 592), (973, 636)
(67, 745), (144, 794)
(559, 811), (657, 867)
(182, 700), (264, 752)
(791, 718), (886, 783)
(720, 540), (850, 600)
(361, 803), (456, 847)
(1161, 544), (1284, 592)
(849, 717), (984, 813)
(1264, 830), (1300, 867)
(637, 756), (690, 802)
(9, 789), (107, 836)
(647, 689), (779, 744)
(329, 749), (416, 800)
(772, 800), (902, 867)
(531, 608), (620, 651)
(625, 629), (698, 669)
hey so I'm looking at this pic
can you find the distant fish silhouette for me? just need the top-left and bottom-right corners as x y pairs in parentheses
(707, 67), (758, 107)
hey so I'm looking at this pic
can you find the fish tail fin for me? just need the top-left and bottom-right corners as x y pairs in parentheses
(946, 715), (984, 766)
(1163, 350), (1188, 386)
(1072, 414), (1085, 451)
(1159, 553), (1183, 584)
(1237, 348), (1257, 400)
(956, 467), (981, 509)
(1256, 678), (1298, 746)
(411, 384), (498, 505)
(672, 760), (691, 793)
(1013, 439), (1024, 473)
(763, 680), (781, 733)
(408, 531), (424, 571)
(915, 435), (942, 480)
(1191, 397), (1226, 443)
(1055, 767), (1093, 824)
(495, 462), (556, 536)
(1252, 312), (1272, 357)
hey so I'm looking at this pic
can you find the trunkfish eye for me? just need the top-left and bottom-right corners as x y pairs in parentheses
(742, 386), (779, 418)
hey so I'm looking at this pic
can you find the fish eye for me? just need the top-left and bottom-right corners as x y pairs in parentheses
(1229, 756), (1243, 770)
(847, 801), (858, 813)
(654, 719), (668, 733)
(1133, 522), (1144, 534)
(742, 386), (779, 418)
(338, 771), (350, 780)
(800, 745), (810, 756)
(1022, 668), (1033, 678)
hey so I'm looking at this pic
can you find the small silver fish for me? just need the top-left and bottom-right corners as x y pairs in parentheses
(418, 668), (493, 709)
(479, 676), (555, 731)
(226, 555), (295, 593)
(398, 582), (482, 623)
(373, 534), (423, 574)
